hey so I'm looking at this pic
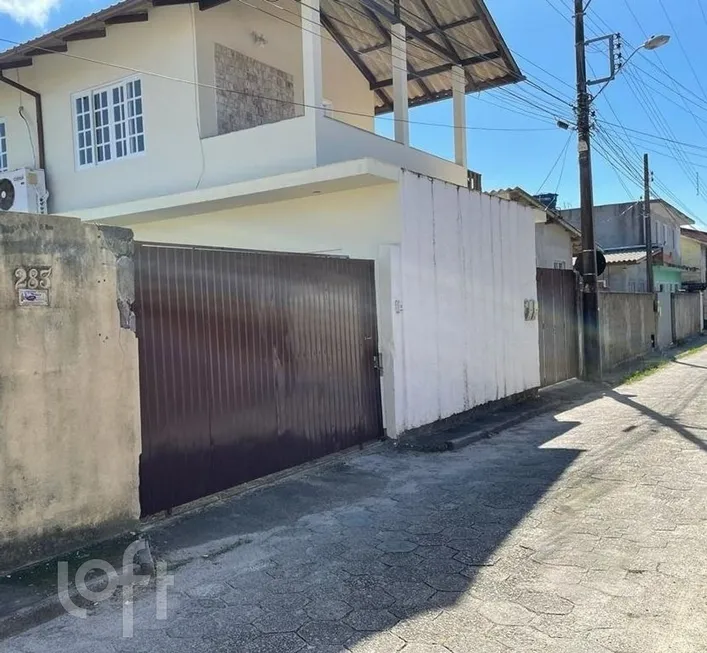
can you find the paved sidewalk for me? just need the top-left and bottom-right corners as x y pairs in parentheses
(4, 350), (707, 652)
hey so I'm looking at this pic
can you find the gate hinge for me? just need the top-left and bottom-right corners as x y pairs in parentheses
(373, 353), (383, 376)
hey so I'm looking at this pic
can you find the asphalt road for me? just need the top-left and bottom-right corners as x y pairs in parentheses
(4, 349), (707, 653)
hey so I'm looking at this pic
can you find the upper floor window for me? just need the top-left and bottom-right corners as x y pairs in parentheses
(0, 120), (7, 172)
(73, 77), (145, 168)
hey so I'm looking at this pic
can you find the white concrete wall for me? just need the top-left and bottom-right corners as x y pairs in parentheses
(536, 222), (572, 269)
(393, 172), (540, 433)
(316, 115), (468, 187)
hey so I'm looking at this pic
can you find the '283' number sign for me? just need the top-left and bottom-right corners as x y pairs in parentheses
(15, 267), (52, 290)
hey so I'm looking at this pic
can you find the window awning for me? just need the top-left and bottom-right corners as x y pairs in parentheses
(0, 0), (522, 113)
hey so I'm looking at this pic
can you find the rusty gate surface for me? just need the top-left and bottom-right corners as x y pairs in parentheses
(135, 244), (384, 515)
(537, 268), (580, 387)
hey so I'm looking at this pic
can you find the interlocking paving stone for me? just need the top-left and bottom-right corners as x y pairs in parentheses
(7, 351), (707, 653)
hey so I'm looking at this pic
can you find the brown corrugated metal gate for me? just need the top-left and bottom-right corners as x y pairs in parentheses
(537, 268), (580, 387)
(135, 243), (384, 515)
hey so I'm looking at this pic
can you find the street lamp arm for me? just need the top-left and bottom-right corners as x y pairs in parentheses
(589, 35), (670, 104)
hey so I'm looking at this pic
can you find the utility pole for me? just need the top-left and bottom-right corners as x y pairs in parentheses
(574, 0), (601, 379)
(644, 153), (654, 293)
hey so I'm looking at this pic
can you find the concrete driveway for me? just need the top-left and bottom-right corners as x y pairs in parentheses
(4, 350), (707, 652)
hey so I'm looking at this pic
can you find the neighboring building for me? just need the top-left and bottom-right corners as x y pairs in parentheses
(600, 246), (666, 292)
(680, 227), (707, 287)
(680, 227), (707, 326)
(491, 188), (580, 269)
(563, 200), (693, 292)
(0, 0), (543, 510)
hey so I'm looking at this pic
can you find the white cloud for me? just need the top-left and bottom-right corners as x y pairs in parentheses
(0, 0), (63, 27)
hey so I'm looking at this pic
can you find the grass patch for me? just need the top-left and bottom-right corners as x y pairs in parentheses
(675, 342), (707, 360)
(621, 339), (707, 385)
(621, 361), (668, 385)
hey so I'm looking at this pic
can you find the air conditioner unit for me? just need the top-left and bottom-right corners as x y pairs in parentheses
(0, 167), (48, 214)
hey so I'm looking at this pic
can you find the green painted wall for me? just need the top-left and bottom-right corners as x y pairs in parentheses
(654, 265), (682, 292)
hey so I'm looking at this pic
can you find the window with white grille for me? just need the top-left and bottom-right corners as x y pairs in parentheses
(73, 77), (145, 169)
(0, 121), (8, 172)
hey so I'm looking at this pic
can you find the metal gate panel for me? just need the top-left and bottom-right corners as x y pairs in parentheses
(537, 268), (580, 387)
(135, 244), (383, 515)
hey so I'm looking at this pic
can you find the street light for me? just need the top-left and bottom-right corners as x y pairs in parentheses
(621, 34), (670, 68)
(593, 35), (670, 101)
(573, 0), (669, 380)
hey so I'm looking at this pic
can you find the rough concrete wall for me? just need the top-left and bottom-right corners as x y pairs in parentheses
(672, 292), (702, 342)
(565, 203), (644, 249)
(215, 42), (296, 135)
(599, 292), (655, 370)
(656, 290), (673, 349)
(0, 213), (141, 572)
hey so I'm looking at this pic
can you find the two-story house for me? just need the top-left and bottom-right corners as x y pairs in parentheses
(0, 0), (544, 512)
(563, 199), (693, 292)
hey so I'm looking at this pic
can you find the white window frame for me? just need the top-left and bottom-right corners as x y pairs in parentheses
(72, 76), (146, 170)
(0, 119), (8, 172)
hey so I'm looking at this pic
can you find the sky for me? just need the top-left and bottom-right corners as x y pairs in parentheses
(2, 0), (707, 227)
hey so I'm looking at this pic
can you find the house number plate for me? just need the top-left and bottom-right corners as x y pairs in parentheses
(15, 266), (52, 306)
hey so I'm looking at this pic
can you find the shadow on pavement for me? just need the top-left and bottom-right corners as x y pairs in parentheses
(606, 388), (707, 453)
(125, 415), (584, 652)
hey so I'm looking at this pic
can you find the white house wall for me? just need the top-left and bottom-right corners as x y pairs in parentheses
(395, 172), (540, 433)
(0, 6), (200, 213)
(0, 2), (374, 214)
(316, 115), (468, 187)
(536, 222), (573, 269)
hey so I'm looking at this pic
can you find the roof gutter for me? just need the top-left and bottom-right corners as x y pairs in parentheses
(0, 72), (45, 170)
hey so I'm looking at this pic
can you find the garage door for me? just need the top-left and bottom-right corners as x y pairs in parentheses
(135, 243), (384, 515)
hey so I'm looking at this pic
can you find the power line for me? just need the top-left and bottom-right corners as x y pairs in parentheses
(535, 131), (573, 194)
(554, 130), (572, 195)
(595, 120), (707, 151)
(240, 0), (575, 123)
(655, 0), (707, 103)
(619, 0), (707, 141)
(326, 0), (576, 113)
(622, 66), (699, 189)
(0, 36), (556, 134)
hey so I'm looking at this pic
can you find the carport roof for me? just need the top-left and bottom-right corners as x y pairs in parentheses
(0, 0), (522, 114)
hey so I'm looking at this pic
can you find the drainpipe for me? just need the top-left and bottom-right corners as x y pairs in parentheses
(0, 71), (46, 170)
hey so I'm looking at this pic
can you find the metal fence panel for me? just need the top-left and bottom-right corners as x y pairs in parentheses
(537, 269), (580, 387)
(135, 244), (383, 515)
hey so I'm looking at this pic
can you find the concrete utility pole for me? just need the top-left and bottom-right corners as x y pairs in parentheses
(574, 0), (601, 379)
(644, 153), (654, 293)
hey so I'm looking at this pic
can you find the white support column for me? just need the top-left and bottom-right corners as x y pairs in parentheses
(452, 65), (467, 168)
(391, 23), (409, 146)
(301, 0), (323, 117)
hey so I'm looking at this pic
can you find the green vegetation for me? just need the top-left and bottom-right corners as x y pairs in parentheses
(621, 340), (707, 385)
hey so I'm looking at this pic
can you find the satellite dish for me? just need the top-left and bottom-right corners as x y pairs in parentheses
(574, 250), (607, 276)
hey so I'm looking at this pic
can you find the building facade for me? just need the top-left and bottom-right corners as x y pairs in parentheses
(563, 200), (693, 292)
